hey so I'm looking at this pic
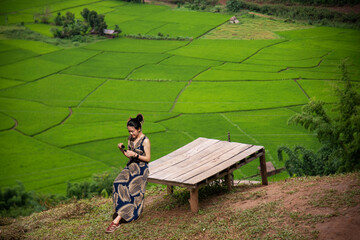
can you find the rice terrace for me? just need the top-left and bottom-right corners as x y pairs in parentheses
(0, 0), (360, 236)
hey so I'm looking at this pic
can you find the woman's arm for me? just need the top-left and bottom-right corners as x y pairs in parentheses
(117, 142), (126, 155)
(138, 138), (151, 163)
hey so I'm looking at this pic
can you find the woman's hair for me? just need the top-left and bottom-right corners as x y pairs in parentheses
(127, 114), (144, 130)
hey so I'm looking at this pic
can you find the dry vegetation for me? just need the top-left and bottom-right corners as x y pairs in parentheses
(1, 172), (359, 240)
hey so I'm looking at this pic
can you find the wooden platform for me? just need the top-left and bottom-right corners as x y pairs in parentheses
(147, 137), (268, 212)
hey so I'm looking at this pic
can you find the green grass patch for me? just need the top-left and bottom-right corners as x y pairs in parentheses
(0, 57), (68, 81)
(66, 107), (179, 124)
(146, 9), (230, 26)
(84, 36), (188, 53)
(0, 74), (105, 107)
(169, 39), (284, 62)
(0, 39), (61, 55)
(0, 97), (69, 135)
(114, 19), (166, 36)
(34, 121), (165, 147)
(243, 58), (321, 68)
(39, 48), (100, 66)
(298, 80), (360, 102)
(0, 112), (15, 130)
(287, 68), (342, 80)
(0, 78), (24, 90)
(62, 52), (168, 79)
(173, 81), (308, 113)
(146, 23), (217, 38)
(204, 15), (312, 40)
(160, 55), (222, 67)
(194, 69), (298, 81)
(129, 64), (208, 81)
(214, 63), (284, 72)
(0, 48), (39, 66)
(80, 80), (187, 112)
(0, 130), (109, 194)
(25, 24), (54, 37)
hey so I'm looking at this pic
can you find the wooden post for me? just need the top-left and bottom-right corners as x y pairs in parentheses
(167, 185), (173, 195)
(224, 173), (232, 191)
(259, 153), (268, 186)
(189, 188), (199, 213)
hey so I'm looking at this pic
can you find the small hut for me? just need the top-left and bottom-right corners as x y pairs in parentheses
(103, 29), (118, 38)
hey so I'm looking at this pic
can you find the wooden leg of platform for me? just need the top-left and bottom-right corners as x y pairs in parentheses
(167, 185), (173, 195)
(259, 154), (268, 186)
(189, 188), (199, 213)
(224, 173), (232, 191)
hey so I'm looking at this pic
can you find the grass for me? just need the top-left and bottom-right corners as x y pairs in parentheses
(169, 39), (284, 62)
(0, 2), (359, 196)
(173, 81), (309, 113)
(62, 52), (169, 79)
(84, 37), (189, 53)
(79, 80), (187, 112)
(39, 48), (101, 66)
(0, 48), (38, 66)
(0, 97), (69, 135)
(34, 121), (166, 148)
(194, 69), (299, 81)
(204, 14), (312, 40)
(0, 74), (106, 107)
(3, 173), (359, 239)
(0, 130), (109, 193)
(129, 64), (208, 81)
(0, 57), (68, 81)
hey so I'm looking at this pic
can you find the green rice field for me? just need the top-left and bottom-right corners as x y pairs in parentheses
(0, 0), (359, 194)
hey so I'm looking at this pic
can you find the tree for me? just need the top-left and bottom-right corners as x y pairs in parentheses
(114, 24), (122, 34)
(94, 14), (107, 35)
(63, 12), (75, 26)
(80, 8), (90, 21)
(278, 62), (360, 176)
(88, 10), (98, 30)
(54, 12), (63, 26)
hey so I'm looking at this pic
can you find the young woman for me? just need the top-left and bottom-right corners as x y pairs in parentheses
(105, 114), (151, 233)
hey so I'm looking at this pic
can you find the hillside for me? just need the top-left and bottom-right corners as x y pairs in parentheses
(1, 172), (359, 239)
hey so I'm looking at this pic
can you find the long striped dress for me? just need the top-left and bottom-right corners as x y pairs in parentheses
(112, 135), (149, 222)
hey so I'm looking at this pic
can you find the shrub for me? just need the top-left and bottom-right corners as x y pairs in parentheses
(278, 62), (360, 176)
(0, 182), (64, 218)
(226, 0), (243, 12)
(66, 168), (120, 199)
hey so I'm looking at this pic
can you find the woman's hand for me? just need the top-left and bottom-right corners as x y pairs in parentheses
(117, 143), (124, 150)
(124, 150), (137, 158)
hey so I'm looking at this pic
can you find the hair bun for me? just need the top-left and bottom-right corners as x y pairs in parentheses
(136, 113), (144, 124)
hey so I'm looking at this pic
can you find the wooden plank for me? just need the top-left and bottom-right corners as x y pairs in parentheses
(195, 151), (264, 189)
(159, 141), (242, 181)
(184, 146), (264, 185)
(149, 138), (220, 175)
(149, 137), (207, 168)
(173, 143), (252, 183)
(146, 177), (196, 189)
(151, 141), (240, 181)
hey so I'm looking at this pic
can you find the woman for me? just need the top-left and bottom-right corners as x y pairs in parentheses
(105, 114), (151, 233)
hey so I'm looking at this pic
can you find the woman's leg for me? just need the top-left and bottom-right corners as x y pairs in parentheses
(113, 215), (122, 224)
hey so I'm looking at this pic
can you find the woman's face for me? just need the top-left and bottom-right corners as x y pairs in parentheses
(128, 126), (140, 139)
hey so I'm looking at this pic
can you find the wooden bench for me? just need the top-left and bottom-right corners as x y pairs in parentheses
(147, 137), (268, 212)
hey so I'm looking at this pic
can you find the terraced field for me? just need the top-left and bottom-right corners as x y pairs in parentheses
(0, 0), (359, 194)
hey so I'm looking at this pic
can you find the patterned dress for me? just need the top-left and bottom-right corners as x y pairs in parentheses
(113, 135), (149, 222)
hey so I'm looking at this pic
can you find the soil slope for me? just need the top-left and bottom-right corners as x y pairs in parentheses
(1, 173), (359, 239)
